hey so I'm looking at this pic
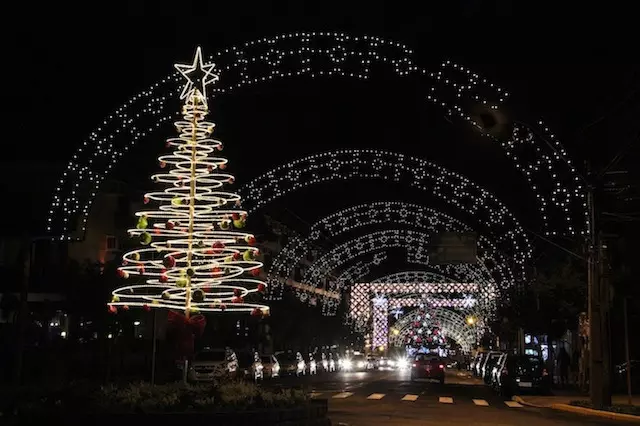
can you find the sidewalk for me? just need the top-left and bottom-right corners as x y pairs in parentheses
(514, 393), (640, 423)
(517, 393), (640, 407)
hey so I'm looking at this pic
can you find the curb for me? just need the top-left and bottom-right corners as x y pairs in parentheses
(550, 404), (640, 423)
(513, 396), (640, 423)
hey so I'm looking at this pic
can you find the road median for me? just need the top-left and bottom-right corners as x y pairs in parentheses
(513, 395), (640, 423)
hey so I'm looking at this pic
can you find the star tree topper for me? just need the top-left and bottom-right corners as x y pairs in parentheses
(174, 46), (219, 106)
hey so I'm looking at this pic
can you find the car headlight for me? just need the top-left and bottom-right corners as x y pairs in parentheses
(397, 358), (408, 369)
(387, 360), (395, 366)
(357, 361), (365, 368)
(343, 360), (352, 368)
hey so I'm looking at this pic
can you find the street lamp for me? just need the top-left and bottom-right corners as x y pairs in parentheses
(466, 316), (476, 326)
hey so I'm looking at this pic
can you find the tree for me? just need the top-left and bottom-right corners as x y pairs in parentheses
(107, 48), (269, 357)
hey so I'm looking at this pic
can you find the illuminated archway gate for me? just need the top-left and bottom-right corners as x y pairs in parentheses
(390, 308), (477, 352)
(48, 32), (586, 240)
(351, 282), (482, 350)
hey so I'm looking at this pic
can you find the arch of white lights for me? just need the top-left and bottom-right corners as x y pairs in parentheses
(389, 308), (477, 352)
(305, 230), (500, 317)
(305, 229), (501, 293)
(48, 32), (586, 240)
(351, 281), (483, 334)
(245, 149), (532, 254)
(269, 201), (521, 300)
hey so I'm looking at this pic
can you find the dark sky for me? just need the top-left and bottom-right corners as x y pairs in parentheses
(3, 1), (639, 236)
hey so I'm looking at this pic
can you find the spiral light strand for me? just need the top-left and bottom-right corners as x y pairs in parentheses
(108, 48), (269, 317)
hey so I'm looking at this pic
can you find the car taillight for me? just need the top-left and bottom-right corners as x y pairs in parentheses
(412, 363), (417, 368)
(439, 364), (444, 369)
(542, 368), (548, 377)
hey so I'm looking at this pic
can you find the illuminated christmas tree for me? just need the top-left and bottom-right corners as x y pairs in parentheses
(108, 47), (269, 320)
(407, 305), (445, 349)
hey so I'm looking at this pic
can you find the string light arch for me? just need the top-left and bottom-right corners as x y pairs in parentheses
(269, 201), (521, 300)
(48, 32), (585, 240)
(389, 307), (478, 352)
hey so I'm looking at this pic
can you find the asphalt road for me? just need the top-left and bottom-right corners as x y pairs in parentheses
(267, 369), (621, 425)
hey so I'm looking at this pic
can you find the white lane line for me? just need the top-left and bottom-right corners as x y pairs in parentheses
(367, 393), (386, 400)
(439, 396), (454, 404)
(332, 392), (354, 399)
(473, 399), (489, 406)
(310, 392), (323, 398)
(505, 401), (523, 408)
(402, 394), (419, 401)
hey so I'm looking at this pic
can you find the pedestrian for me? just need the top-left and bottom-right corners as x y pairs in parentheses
(558, 347), (570, 388)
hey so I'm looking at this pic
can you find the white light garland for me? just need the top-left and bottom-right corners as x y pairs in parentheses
(268, 201), (521, 302)
(389, 307), (478, 352)
(46, 32), (585, 240)
(108, 48), (269, 317)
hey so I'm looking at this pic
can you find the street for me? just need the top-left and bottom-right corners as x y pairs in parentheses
(269, 369), (621, 425)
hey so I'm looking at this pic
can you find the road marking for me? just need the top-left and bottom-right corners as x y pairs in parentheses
(402, 394), (419, 401)
(310, 392), (323, 398)
(367, 393), (385, 400)
(473, 399), (489, 406)
(439, 397), (454, 404)
(332, 392), (354, 399)
(504, 401), (523, 408)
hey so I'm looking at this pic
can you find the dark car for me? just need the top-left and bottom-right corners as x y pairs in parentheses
(410, 354), (445, 384)
(277, 351), (306, 376)
(482, 352), (504, 384)
(494, 354), (550, 397)
(236, 351), (264, 381)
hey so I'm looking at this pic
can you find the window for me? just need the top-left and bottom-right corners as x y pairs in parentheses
(106, 236), (117, 250)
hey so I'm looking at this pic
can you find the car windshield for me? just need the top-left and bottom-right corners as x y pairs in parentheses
(194, 351), (226, 362)
(261, 356), (273, 364)
(352, 355), (365, 361)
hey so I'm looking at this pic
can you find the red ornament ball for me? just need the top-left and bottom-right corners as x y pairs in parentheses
(108, 305), (117, 314)
(257, 283), (266, 292)
(251, 268), (261, 277)
(143, 304), (151, 312)
(251, 308), (262, 317)
(159, 274), (168, 283)
(231, 213), (240, 220)
(163, 255), (176, 269)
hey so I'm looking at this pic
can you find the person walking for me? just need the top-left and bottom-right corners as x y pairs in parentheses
(558, 347), (570, 388)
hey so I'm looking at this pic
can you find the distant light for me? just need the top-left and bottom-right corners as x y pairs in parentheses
(107, 333), (113, 339)
(60, 331), (67, 338)
(134, 320), (141, 326)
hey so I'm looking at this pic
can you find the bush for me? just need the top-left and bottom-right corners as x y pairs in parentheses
(2, 380), (310, 416)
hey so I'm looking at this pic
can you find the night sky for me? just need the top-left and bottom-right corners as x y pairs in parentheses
(3, 1), (639, 237)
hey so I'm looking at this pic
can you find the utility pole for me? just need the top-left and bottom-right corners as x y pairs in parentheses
(586, 173), (612, 409)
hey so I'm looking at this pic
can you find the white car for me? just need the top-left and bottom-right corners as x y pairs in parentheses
(188, 348), (238, 382)
(261, 354), (280, 378)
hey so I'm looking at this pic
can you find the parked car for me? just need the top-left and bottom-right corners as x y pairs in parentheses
(188, 348), (238, 382)
(261, 354), (280, 378)
(411, 354), (445, 384)
(308, 353), (318, 375)
(493, 354), (550, 397)
(482, 352), (504, 384)
(236, 351), (264, 381)
(473, 352), (487, 377)
(278, 351), (306, 376)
